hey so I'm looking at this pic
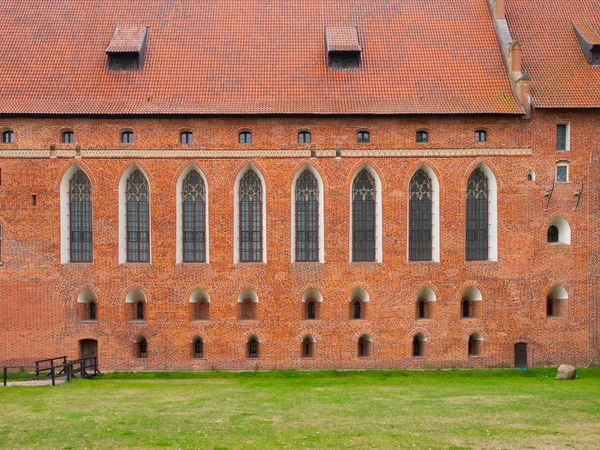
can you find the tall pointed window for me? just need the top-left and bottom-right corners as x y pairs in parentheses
(70, 170), (92, 262)
(239, 171), (262, 262)
(409, 170), (432, 261)
(466, 169), (488, 261)
(352, 170), (376, 261)
(182, 172), (206, 262)
(296, 171), (319, 262)
(126, 171), (150, 262)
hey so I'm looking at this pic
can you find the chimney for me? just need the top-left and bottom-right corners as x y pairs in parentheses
(494, 0), (505, 20)
(516, 73), (532, 117)
(508, 41), (522, 80)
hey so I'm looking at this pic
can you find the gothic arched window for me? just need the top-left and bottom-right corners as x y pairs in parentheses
(352, 170), (376, 262)
(409, 170), (432, 261)
(296, 171), (319, 262)
(70, 170), (92, 262)
(239, 171), (262, 262)
(183, 172), (206, 262)
(127, 171), (150, 262)
(466, 169), (488, 261)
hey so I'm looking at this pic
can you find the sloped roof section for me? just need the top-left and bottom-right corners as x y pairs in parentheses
(106, 26), (148, 53)
(505, 0), (600, 108)
(326, 27), (362, 52)
(0, 0), (522, 115)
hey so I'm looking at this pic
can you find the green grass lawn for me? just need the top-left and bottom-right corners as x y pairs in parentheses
(1, 369), (599, 449)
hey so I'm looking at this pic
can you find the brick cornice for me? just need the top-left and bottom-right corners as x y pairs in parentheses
(0, 148), (532, 159)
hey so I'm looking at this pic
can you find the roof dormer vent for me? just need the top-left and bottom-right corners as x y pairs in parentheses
(325, 26), (361, 70)
(572, 20), (600, 66)
(106, 26), (148, 71)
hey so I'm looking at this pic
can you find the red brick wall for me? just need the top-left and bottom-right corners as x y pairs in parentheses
(0, 112), (596, 370)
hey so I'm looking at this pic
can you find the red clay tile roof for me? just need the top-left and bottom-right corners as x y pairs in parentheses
(0, 0), (522, 115)
(326, 27), (362, 52)
(572, 20), (600, 46)
(106, 26), (148, 53)
(505, 0), (600, 108)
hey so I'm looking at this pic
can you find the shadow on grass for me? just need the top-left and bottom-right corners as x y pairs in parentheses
(95, 367), (600, 381)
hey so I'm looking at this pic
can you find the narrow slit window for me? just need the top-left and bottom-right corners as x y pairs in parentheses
(556, 124), (569, 151)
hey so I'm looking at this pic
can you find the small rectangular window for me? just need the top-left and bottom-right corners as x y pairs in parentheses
(556, 164), (569, 183)
(556, 124), (569, 151)
(0, 225), (2, 263)
(32, 194), (37, 206)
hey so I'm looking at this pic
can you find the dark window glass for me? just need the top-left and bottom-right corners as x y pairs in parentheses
(138, 339), (147, 358)
(2, 130), (14, 144)
(418, 300), (425, 319)
(413, 337), (421, 356)
(248, 338), (259, 358)
(475, 130), (487, 142)
(556, 165), (568, 183)
(296, 170), (319, 262)
(180, 131), (193, 144)
(127, 171), (150, 262)
(527, 171), (534, 181)
(353, 301), (361, 319)
(0, 225), (2, 263)
(137, 301), (145, 320)
(548, 225), (559, 243)
(182, 172), (206, 262)
(352, 170), (376, 261)
(121, 131), (134, 144)
(89, 302), (97, 321)
(546, 298), (554, 317)
(307, 301), (315, 320)
(416, 131), (428, 143)
(62, 131), (74, 144)
(466, 169), (488, 261)
(357, 131), (370, 144)
(70, 170), (93, 262)
(556, 124), (567, 151)
(462, 299), (470, 318)
(239, 171), (262, 262)
(303, 341), (312, 357)
(239, 131), (252, 144)
(298, 131), (311, 144)
(194, 340), (204, 358)
(409, 170), (432, 261)
(358, 337), (371, 357)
